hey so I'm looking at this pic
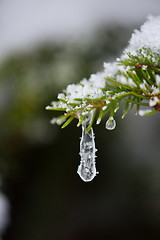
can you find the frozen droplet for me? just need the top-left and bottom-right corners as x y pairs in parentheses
(96, 118), (101, 125)
(105, 117), (116, 130)
(77, 113), (97, 182)
(102, 105), (107, 111)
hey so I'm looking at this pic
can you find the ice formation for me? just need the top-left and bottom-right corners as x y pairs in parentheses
(77, 113), (97, 182)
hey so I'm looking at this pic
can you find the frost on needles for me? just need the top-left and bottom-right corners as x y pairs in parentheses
(46, 16), (160, 182)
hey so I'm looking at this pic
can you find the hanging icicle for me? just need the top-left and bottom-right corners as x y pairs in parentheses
(77, 112), (98, 182)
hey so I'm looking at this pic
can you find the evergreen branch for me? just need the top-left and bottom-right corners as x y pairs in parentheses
(61, 116), (75, 129)
(47, 17), (160, 131)
(124, 99), (149, 106)
(105, 77), (133, 90)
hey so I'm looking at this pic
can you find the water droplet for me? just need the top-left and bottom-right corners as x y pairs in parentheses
(105, 117), (116, 130)
(77, 113), (97, 182)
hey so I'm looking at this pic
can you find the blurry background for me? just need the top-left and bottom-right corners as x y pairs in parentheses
(1, 0), (160, 239)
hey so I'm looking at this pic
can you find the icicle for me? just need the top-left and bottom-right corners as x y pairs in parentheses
(105, 117), (116, 130)
(77, 113), (97, 182)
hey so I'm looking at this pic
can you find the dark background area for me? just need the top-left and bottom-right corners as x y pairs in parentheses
(0, 24), (160, 240)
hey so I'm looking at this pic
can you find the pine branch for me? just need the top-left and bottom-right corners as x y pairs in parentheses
(45, 17), (160, 130)
(46, 16), (160, 182)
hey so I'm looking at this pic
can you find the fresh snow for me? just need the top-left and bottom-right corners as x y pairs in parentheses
(125, 16), (160, 55)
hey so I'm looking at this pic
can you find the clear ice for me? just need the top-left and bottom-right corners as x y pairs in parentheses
(77, 114), (97, 182)
(105, 117), (116, 130)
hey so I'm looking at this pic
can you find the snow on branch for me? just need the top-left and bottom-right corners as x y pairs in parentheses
(46, 16), (160, 182)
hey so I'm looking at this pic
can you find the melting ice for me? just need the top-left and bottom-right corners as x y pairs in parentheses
(77, 114), (97, 182)
(105, 117), (116, 130)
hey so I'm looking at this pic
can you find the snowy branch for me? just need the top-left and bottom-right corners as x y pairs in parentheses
(46, 16), (160, 182)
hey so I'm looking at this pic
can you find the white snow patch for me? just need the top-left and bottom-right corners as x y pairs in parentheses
(125, 16), (160, 54)
(138, 109), (154, 116)
(149, 96), (159, 107)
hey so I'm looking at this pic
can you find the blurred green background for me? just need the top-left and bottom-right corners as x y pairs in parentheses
(1, 24), (160, 240)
